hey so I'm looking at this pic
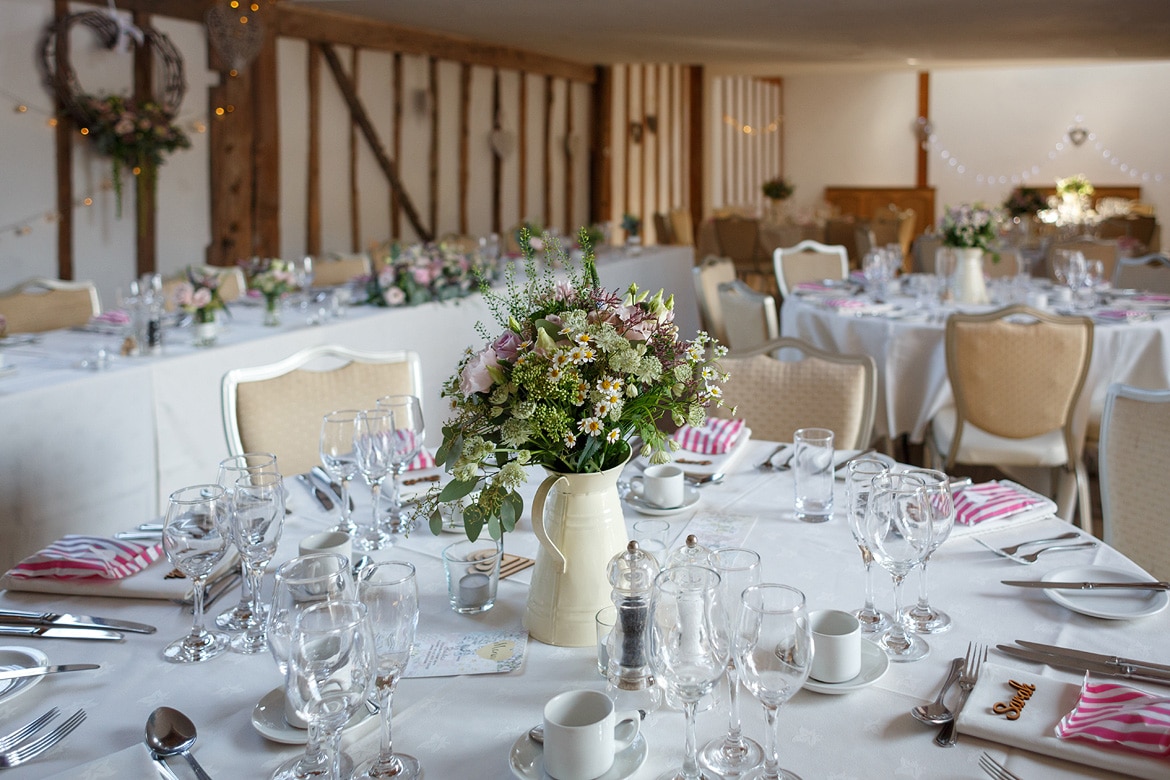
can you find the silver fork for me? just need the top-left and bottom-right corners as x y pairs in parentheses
(1011, 541), (1097, 564)
(979, 752), (1023, 780)
(0, 708), (59, 752)
(758, 444), (793, 471)
(935, 643), (986, 747)
(0, 709), (86, 768)
(998, 532), (1082, 556)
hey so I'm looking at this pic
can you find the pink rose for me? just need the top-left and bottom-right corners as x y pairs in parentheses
(492, 331), (523, 362)
(192, 288), (212, 308)
(383, 287), (406, 306)
(173, 282), (193, 308)
(411, 266), (435, 286)
(459, 347), (499, 395)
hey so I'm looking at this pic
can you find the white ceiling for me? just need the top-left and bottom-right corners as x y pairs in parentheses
(289, 0), (1170, 70)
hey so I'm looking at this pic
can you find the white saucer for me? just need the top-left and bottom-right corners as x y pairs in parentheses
(802, 639), (889, 694)
(508, 731), (648, 780)
(625, 486), (700, 516)
(251, 686), (372, 744)
(1041, 565), (1170, 620)
(0, 646), (50, 705)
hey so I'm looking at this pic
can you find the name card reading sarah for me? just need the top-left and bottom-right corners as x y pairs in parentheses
(992, 679), (1037, 720)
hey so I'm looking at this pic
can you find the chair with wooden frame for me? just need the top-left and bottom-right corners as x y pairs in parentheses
(713, 216), (768, 281)
(315, 254), (373, 286)
(692, 255), (736, 344)
(772, 240), (849, 299)
(653, 213), (675, 245)
(926, 305), (1094, 529)
(221, 344), (423, 477)
(1098, 383), (1170, 579)
(1112, 253), (1170, 294)
(716, 337), (877, 450)
(0, 278), (100, 333)
(161, 267), (246, 312)
(669, 208), (695, 246)
(716, 279), (779, 353)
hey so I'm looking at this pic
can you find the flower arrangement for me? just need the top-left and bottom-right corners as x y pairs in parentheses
(1057, 174), (1095, 200)
(940, 203), (1000, 252)
(513, 221), (545, 253)
(621, 213), (641, 239)
(79, 94), (191, 217)
(1003, 187), (1047, 218)
(364, 242), (487, 307)
(242, 258), (299, 319)
(762, 176), (796, 201)
(416, 229), (730, 541)
(173, 266), (227, 324)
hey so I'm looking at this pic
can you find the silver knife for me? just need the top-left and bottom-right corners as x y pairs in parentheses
(1016, 640), (1170, 676)
(297, 473), (334, 511)
(1001, 579), (1170, 591)
(0, 625), (123, 641)
(311, 466), (353, 512)
(996, 644), (1170, 685)
(0, 608), (156, 634)
(0, 664), (100, 682)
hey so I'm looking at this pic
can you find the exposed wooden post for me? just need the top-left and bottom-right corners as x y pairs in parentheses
(564, 81), (573, 234)
(53, 0), (73, 281)
(543, 75), (553, 229)
(207, 41), (255, 265)
(428, 56), (439, 238)
(252, 17), (280, 257)
(132, 9), (155, 276)
(518, 73), (528, 220)
(459, 62), (471, 236)
(349, 47), (361, 252)
(391, 52), (402, 240)
(917, 71), (930, 189)
(306, 45), (321, 256)
(688, 65), (704, 239)
(491, 69), (502, 235)
(589, 65), (612, 229)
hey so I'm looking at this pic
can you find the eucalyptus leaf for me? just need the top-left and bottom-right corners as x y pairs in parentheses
(428, 508), (443, 535)
(438, 478), (479, 502)
(464, 517), (484, 542)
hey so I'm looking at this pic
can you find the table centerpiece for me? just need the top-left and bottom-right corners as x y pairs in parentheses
(415, 229), (729, 645)
(940, 202), (1000, 304)
(243, 258), (299, 325)
(173, 266), (228, 347)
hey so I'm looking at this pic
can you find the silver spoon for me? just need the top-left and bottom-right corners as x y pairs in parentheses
(911, 656), (963, 725)
(528, 709), (647, 744)
(686, 472), (725, 486)
(146, 706), (214, 780)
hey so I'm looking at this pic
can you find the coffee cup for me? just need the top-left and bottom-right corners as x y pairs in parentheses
(630, 464), (684, 508)
(298, 531), (352, 562)
(809, 609), (861, 683)
(542, 690), (641, 780)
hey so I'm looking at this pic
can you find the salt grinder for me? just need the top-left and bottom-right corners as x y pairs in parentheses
(605, 540), (662, 712)
(665, 534), (710, 569)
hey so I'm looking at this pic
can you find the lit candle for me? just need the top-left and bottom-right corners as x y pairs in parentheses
(459, 572), (491, 608)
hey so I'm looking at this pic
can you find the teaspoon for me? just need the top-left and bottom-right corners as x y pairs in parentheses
(145, 706), (214, 780)
(911, 656), (963, 725)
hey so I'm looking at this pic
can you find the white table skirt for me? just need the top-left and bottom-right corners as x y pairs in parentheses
(1, 439), (1165, 779)
(0, 247), (697, 572)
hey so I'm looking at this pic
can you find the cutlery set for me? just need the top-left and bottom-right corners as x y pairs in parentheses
(996, 640), (1170, 686)
(973, 535), (1097, 564)
(0, 608), (156, 642)
(0, 708), (86, 768)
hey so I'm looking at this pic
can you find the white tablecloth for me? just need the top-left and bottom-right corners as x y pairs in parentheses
(0, 247), (697, 572)
(1, 439), (1165, 779)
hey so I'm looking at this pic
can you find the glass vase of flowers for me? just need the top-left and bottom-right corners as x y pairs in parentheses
(245, 258), (299, 326)
(364, 243), (486, 307)
(413, 229), (729, 644)
(173, 266), (227, 347)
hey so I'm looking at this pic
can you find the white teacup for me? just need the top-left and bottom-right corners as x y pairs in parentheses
(630, 464), (684, 508)
(298, 531), (352, 562)
(809, 609), (862, 683)
(542, 690), (641, 780)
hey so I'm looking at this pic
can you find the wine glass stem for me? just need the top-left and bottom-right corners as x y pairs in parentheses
(339, 478), (352, 526)
(373, 679), (399, 772)
(889, 572), (908, 645)
(723, 662), (745, 748)
(387, 468), (403, 514)
(324, 725), (345, 780)
(682, 698), (701, 780)
(300, 722), (330, 775)
(233, 558), (252, 613)
(915, 558), (932, 612)
(369, 481), (383, 535)
(762, 704), (781, 780)
(190, 575), (207, 639)
(862, 556), (879, 613)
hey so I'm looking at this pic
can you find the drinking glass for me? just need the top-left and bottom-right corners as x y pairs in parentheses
(296, 256), (316, 312)
(736, 584), (812, 780)
(845, 458), (892, 634)
(354, 562), (421, 780)
(1081, 259), (1106, 309)
(699, 549), (763, 777)
(162, 484), (231, 663)
(864, 473), (933, 662)
(1053, 249), (1087, 303)
(649, 565), (728, 780)
(934, 247), (957, 305)
(230, 471), (286, 654)
(374, 395), (425, 536)
(268, 554), (356, 780)
(287, 600), (375, 780)
(355, 408), (394, 550)
(902, 468), (955, 635)
(214, 452), (279, 631)
(862, 249), (891, 302)
(320, 410), (361, 536)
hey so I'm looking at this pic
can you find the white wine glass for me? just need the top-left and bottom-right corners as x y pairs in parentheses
(287, 600), (375, 780)
(214, 452), (279, 632)
(268, 554), (356, 780)
(355, 408), (394, 550)
(162, 484), (231, 663)
(320, 410), (361, 536)
(902, 468), (955, 635)
(864, 472), (933, 662)
(354, 562), (421, 780)
(649, 565), (727, 780)
(231, 471), (286, 654)
(374, 394), (425, 536)
(699, 548), (763, 777)
(736, 584), (812, 780)
(846, 458), (892, 634)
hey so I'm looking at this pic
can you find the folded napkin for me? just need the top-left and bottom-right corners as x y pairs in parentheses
(822, 297), (867, 309)
(407, 447), (436, 471)
(1096, 310), (1153, 323)
(5, 535), (162, 580)
(1134, 294), (1170, 303)
(90, 309), (130, 325)
(1057, 678), (1170, 757)
(958, 663), (1169, 779)
(672, 417), (746, 455)
(954, 480), (1052, 527)
(793, 282), (837, 294)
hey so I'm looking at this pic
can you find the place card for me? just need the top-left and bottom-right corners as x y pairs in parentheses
(680, 511), (758, 550)
(404, 629), (528, 678)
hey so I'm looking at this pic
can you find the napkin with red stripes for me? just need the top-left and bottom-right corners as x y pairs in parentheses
(6, 535), (163, 580)
(672, 417), (746, 455)
(953, 481), (1048, 526)
(1057, 677), (1170, 757)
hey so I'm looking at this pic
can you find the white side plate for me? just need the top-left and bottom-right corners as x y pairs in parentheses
(1042, 565), (1170, 620)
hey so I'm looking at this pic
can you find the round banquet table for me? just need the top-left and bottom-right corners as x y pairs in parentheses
(0, 439), (1165, 779)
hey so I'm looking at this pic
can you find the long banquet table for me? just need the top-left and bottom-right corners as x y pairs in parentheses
(0, 247), (698, 573)
(0, 439), (1163, 778)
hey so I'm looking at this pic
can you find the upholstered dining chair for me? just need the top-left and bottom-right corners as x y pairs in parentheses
(715, 337), (876, 450)
(314, 254), (372, 286)
(713, 216), (767, 278)
(926, 305), (1094, 529)
(0, 278), (100, 333)
(772, 240), (849, 299)
(221, 344), (423, 477)
(692, 255), (736, 344)
(669, 208), (695, 246)
(653, 213), (675, 245)
(1098, 383), (1170, 579)
(716, 279), (779, 352)
(1112, 253), (1170, 293)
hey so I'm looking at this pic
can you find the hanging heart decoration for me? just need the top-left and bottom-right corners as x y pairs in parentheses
(206, 4), (265, 74)
(1067, 126), (1089, 147)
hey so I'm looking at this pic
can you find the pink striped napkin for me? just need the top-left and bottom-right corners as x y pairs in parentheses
(6, 535), (163, 580)
(672, 417), (746, 455)
(823, 297), (867, 309)
(954, 481), (1045, 526)
(408, 448), (436, 470)
(1134, 294), (1170, 303)
(1057, 676), (1170, 757)
(793, 282), (835, 293)
(91, 310), (130, 325)
(1097, 310), (1153, 323)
